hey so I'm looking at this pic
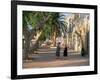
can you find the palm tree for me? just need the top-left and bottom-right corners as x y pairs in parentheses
(23, 11), (65, 60)
(45, 13), (61, 46)
(23, 11), (51, 60)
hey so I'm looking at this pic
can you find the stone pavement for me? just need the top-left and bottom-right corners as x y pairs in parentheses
(23, 48), (89, 68)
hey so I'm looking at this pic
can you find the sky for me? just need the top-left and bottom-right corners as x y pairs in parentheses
(59, 12), (90, 21)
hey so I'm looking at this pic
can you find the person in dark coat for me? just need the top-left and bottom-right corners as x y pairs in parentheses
(63, 45), (68, 57)
(56, 42), (61, 58)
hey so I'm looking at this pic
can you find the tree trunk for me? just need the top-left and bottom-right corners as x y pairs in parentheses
(81, 33), (89, 57)
(53, 31), (56, 46)
(24, 38), (31, 60)
(29, 31), (42, 54)
(75, 31), (86, 56)
(23, 26), (31, 60)
(83, 31), (89, 56)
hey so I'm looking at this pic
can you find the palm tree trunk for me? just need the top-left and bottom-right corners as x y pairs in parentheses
(53, 31), (56, 46)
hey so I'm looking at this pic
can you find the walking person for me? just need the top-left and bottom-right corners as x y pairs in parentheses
(63, 45), (68, 57)
(56, 42), (61, 58)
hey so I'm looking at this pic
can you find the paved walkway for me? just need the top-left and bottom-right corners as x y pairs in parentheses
(23, 48), (89, 68)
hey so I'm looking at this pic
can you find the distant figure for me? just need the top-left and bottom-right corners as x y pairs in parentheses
(63, 45), (68, 57)
(81, 47), (85, 56)
(56, 42), (61, 58)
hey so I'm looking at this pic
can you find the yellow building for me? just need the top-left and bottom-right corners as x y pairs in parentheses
(64, 13), (90, 53)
